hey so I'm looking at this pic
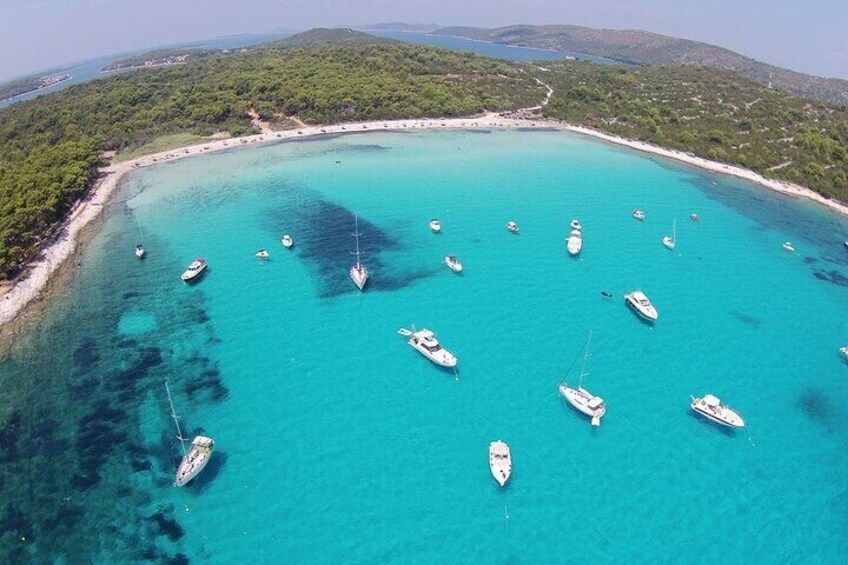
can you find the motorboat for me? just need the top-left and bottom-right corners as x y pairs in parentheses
(165, 381), (215, 487)
(429, 219), (442, 233)
(690, 213), (699, 221)
(255, 249), (270, 259)
(506, 221), (519, 233)
(135, 244), (145, 259)
(397, 327), (457, 368)
(783, 241), (795, 252)
(566, 229), (583, 256)
(445, 254), (463, 273)
(281, 235), (294, 249)
(558, 331), (605, 426)
(624, 290), (658, 322)
(181, 258), (207, 282)
(570, 219), (582, 231)
(662, 219), (677, 250)
(632, 209), (645, 221)
(350, 215), (369, 290)
(691, 394), (745, 428)
(488, 440), (512, 487)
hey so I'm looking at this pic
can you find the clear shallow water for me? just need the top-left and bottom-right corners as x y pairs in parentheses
(1, 130), (848, 562)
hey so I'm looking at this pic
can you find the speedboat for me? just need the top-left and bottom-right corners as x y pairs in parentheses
(135, 244), (145, 259)
(175, 436), (215, 486)
(281, 235), (294, 248)
(559, 385), (606, 427)
(691, 394), (745, 428)
(566, 230), (583, 256)
(445, 254), (463, 273)
(624, 290), (658, 322)
(397, 327), (457, 368)
(429, 219), (442, 233)
(181, 258), (207, 282)
(488, 440), (512, 487)
(632, 209), (645, 221)
(506, 221), (519, 233)
(783, 241), (795, 252)
(255, 249), (270, 259)
(690, 213), (699, 221)
(570, 219), (582, 231)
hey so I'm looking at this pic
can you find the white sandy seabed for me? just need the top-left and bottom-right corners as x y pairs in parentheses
(1, 113), (845, 328)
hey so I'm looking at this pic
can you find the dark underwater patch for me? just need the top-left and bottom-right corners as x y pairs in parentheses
(184, 367), (229, 403)
(149, 511), (185, 542)
(72, 401), (130, 489)
(116, 338), (138, 349)
(729, 310), (762, 327)
(73, 338), (100, 370)
(0, 411), (23, 463)
(797, 388), (833, 422)
(813, 269), (848, 287)
(123, 291), (141, 299)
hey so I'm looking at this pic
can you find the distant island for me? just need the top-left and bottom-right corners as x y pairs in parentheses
(433, 24), (848, 104)
(0, 73), (71, 102)
(102, 48), (226, 71)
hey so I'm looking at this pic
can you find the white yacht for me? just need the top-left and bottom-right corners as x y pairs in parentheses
(135, 244), (145, 259)
(570, 219), (582, 231)
(691, 394), (745, 428)
(662, 219), (677, 250)
(429, 219), (442, 233)
(397, 327), (457, 368)
(488, 440), (512, 487)
(566, 229), (583, 256)
(624, 290), (658, 322)
(255, 249), (270, 259)
(181, 258), (207, 282)
(506, 221), (519, 233)
(281, 235), (294, 249)
(632, 209), (645, 221)
(558, 331), (605, 426)
(783, 241), (795, 252)
(165, 381), (215, 487)
(445, 254), (463, 273)
(350, 215), (369, 291)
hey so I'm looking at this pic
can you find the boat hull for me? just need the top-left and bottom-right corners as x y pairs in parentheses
(691, 406), (745, 428)
(624, 294), (658, 322)
(489, 441), (512, 487)
(181, 264), (207, 282)
(559, 385), (605, 423)
(350, 265), (369, 290)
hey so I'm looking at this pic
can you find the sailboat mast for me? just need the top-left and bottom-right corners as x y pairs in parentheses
(673, 219), (677, 243)
(165, 381), (188, 458)
(578, 331), (592, 388)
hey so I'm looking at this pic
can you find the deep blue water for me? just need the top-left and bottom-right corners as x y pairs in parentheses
(1, 129), (848, 562)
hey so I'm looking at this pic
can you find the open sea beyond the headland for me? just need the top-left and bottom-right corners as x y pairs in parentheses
(2, 129), (848, 563)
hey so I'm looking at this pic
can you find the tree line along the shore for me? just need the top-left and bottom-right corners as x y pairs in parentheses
(0, 38), (847, 280)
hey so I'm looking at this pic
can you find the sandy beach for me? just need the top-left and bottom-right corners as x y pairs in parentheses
(0, 111), (844, 329)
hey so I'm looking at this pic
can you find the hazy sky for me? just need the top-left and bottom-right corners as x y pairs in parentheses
(1, 0), (846, 81)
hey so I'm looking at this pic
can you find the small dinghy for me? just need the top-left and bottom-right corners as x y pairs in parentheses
(135, 244), (145, 259)
(691, 394), (745, 428)
(690, 213), (699, 221)
(570, 219), (582, 231)
(488, 440), (512, 487)
(444, 254), (463, 273)
(505, 220), (519, 233)
(281, 235), (294, 249)
(632, 209), (645, 221)
(601, 291), (613, 298)
(429, 219), (442, 233)
(255, 249), (270, 259)
(783, 241), (795, 252)
(839, 346), (848, 359)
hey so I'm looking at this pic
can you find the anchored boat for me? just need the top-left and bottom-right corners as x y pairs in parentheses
(397, 326), (457, 368)
(505, 220), (519, 233)
(181, 258), (207, 282)
(488, 440), (512, 487)
(445, 254), (463, 273)
(350, 214), (369, 291)
(559, 331), (606, 427)
(624, 290), (658, 322)
(165, 381), (214, 487)
(691, 394), (745, 428)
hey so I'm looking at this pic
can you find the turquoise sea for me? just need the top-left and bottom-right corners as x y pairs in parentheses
(2, 129), (848, 563)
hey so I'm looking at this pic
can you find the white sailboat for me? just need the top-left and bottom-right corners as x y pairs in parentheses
(165, 381), (214, 487)
(134, 212), (146, 258)
(488, 440), (512, 487)
(349, 215), (369, 291)
(662, 219), (677, 250)
(559, 331), (606, 426)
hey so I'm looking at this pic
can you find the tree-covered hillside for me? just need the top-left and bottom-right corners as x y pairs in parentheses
(0, 41), (542, 278)
(542, 62), (848, 198)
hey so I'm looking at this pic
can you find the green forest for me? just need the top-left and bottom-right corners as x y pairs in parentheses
(0, 42), (542, 278)
(1, 31), (847, 281)
(542, 61), (848, 199)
